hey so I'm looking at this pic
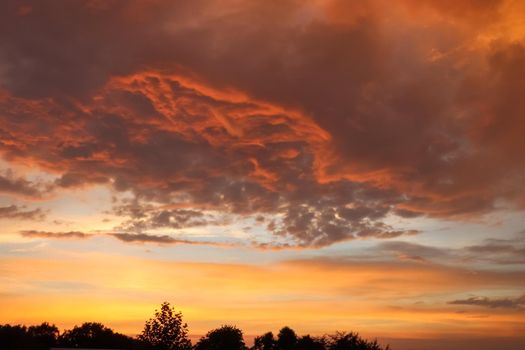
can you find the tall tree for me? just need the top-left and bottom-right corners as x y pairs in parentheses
(139, 302), (192, 350)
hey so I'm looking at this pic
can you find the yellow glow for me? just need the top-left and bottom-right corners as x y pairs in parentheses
(1, 253), (524, 338)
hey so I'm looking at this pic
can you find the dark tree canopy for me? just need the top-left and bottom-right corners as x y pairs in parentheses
(194, 325), (247, 350)
(296, 335), (326, 350)
(326, 332), (389, 350)
(139, 302), (192, 350)
(251, 328), (390, 350)
(57, 322), (136, 349)
(0, 323), (58, 350)
(0, 324), (32, 350)
(253, 331), (276, 350)
(277, 327), (298, 350)
(1, 322), (146, 350)
(27, 322), (59, 346)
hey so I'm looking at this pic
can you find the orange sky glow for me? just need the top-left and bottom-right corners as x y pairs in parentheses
(1, 1), (525, 349)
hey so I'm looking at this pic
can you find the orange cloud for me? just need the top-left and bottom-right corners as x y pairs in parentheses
(1, 0), (525, 244)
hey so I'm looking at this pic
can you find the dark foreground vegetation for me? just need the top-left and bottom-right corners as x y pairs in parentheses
(0, 302), (389, 350)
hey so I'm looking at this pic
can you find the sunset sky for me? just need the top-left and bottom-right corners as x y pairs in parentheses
(1, 1), (525, 349)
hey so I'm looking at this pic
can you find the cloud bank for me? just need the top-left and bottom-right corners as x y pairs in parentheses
(1, 0), (525, 247)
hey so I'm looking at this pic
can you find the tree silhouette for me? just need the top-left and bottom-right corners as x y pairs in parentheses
(27, 323), (59, 350)
(139, 302), (192, 350)
(0, 323), (60, 350)
(0, 324), (31, 349)
(1, 307), (391, 350)
(194, 325), (247, 350)
(251, 329), (390, 350)
(296, 335), (326, 350)
(276, 327), (298, 350)
(57, 322), (135, 348)
(327, 332), (388, 350)
(253, 331), (276, 350)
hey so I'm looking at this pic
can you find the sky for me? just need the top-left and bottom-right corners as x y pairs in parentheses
(0, 0), (525, 349)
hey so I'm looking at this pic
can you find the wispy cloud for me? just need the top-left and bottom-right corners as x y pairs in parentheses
(109, 232), (187, 244)
(374, 237), (525, 266)
(19, 230), (237, 248)
(0, 205), (46, 220)
(0, 171), (47, 198)
(20, 230), (88, 239)
(449, 295), (525, 310)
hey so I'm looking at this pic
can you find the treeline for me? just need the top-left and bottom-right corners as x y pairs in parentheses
(0, 302), (390, 350)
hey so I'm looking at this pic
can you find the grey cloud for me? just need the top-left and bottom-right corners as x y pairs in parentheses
(0, 205), (46, 220)
(20, 230), (88, 239)
(0, 171), (45, 198)
(448, 295), (525, 310)
(374, 237), (525, 265)
(108, 233), (234, 247)
(268, 200), (418, 247)
(464, 237), (525, 265)
(376, 241), (452, 262)
(111, 199), (230, 233)
(109, 232), (188, 244)
(19, 229), (232, 247)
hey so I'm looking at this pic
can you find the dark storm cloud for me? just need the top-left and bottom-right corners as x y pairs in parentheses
(0, 69), (411, 246)
(1, 0), (525, 246)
